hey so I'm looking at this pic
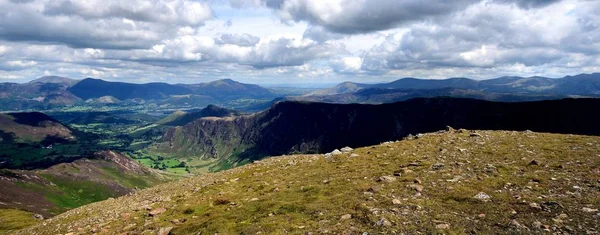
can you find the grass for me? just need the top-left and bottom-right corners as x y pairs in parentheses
(38, 174), (117, 212)
(0, 209), (39, 234)
(16, 130), (600, 234)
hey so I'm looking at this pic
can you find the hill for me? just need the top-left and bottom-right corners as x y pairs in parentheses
(68, 78), (193, 100)
(181, 79), (276, 101)
(297, 87), (569, 104)
(0, 77), (81, 111)
(154, 98), (600, 171)
(15, 130), (600, 234)
(157, 105), (241, 127)
(0, 112), (75, 143)
(28, 76), (79, 87)
(0, 151), (171, 233)
(306, 73), (600, 101)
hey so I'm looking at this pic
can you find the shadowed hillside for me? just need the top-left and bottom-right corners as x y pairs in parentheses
(155, 98), (600, 170)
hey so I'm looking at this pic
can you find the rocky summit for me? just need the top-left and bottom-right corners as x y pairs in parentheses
(14, 130), (600, 234)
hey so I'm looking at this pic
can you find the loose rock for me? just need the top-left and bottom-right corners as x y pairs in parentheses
(473, 192), (491, 201)
(158, 226), (173, 235)
(378, 176), (396, 183)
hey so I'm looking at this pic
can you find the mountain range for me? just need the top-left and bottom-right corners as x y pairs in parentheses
(0, 76), (278, 111)
(154, 98), (600, 170)
(300, 73), (600, 104)
(1, 74), (600, 111)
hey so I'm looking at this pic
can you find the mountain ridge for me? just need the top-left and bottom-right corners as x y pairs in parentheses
(154, 98), (600, 171)
(14, 130), (600, 234)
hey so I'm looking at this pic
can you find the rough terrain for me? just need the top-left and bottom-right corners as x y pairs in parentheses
(15, 130), (600, 234)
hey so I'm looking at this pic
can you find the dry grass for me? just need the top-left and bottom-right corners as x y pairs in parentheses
(15, 130), (600, 234)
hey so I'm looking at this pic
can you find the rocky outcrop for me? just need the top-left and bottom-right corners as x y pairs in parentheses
(156, 98), (600, 167)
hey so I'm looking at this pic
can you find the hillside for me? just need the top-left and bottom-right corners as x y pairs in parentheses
(181, 79), (276, 101)
(15, 130), (600, 234)
(154, 98), (600, 171)
(307, 73), (600, 100)
(0, 78), (81, 111)
(156, 105), (241, 127)
(28, 76), (79, 87)
(0, 151), (171, 233)
(297, 87), (569, 104)
(68, 78), (193, 100)
(0, 112), (75, 143)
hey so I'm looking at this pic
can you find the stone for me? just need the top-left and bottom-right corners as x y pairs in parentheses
(378, 176), (396, 183)
(350, 153), (359, 158)
(473, 192), (491, 201)
(431, 163), (445, 170)
(392, 199), (402, 205)
(529, 202), (542, 210)
(368, 186), (382, 193)
(158, 227), (173, 235)
(376, 218), (392, 227)
(340, 147), (354, 153)
(532, 221), (542, 229)
(582, 207), (598, 213)
(470, 132), (483, 137)
(149, 208), (166, 217)
(436, 224), (450, 229)
(331, 149), (343, 155)
(33, 214), (44, 220)
(341, 214), (352, 220)
(408, 184), (423, 192)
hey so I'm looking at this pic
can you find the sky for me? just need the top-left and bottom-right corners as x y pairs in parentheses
(0, 0), (599, 84)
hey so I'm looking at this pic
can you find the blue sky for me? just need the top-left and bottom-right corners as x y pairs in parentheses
(0, 0), (598, 84)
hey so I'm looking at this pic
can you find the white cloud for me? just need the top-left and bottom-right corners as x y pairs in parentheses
(0, 0), (598, 83)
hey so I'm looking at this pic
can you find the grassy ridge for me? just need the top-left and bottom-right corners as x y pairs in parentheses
(16, 130), (600, 234)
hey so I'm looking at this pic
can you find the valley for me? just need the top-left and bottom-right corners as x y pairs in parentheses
(1, 75), (600, 234)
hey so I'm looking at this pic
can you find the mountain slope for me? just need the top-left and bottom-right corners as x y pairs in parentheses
(0, 112), (75, 143)
(0, 151), (170, 223)
(68, 78), (193, 100)
(156, 105), (241, 127)
(0, 77), (81, 111)
(307, 73), (600, 98)
(16, 130), (600, 234)
(28, 76), (79, 87)
(182, 79), (276, 101)
(154, 98), (600, 170)
(297, 87), (569, 104)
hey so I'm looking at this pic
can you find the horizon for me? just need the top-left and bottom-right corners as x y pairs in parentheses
(0, 0), (599, 84)
(8, 72), (599, 86)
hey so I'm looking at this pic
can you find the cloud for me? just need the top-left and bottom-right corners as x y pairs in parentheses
(263, 0), (478, 34)
(0, 0), (213, 49)
(43, 0), (213, 26)
(0, 0), (598, 83)
(215, 34), (261, 47)
(360, 1), (600, 75)
(495, 0), (563, 9)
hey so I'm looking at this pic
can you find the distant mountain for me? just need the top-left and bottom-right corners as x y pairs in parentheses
(0, 77), (81, 110)
(296, 87), (570, 104)
(68, 78), (277, 102)
(308, 73), (600, 98)
(68, 78), (193, 100)
(28, 76), (79, 87)
(0, 112), (75, 143)
(157, 105), (241, 126)
(181, 79), (276, 101)
(155, 98), (600, 171)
